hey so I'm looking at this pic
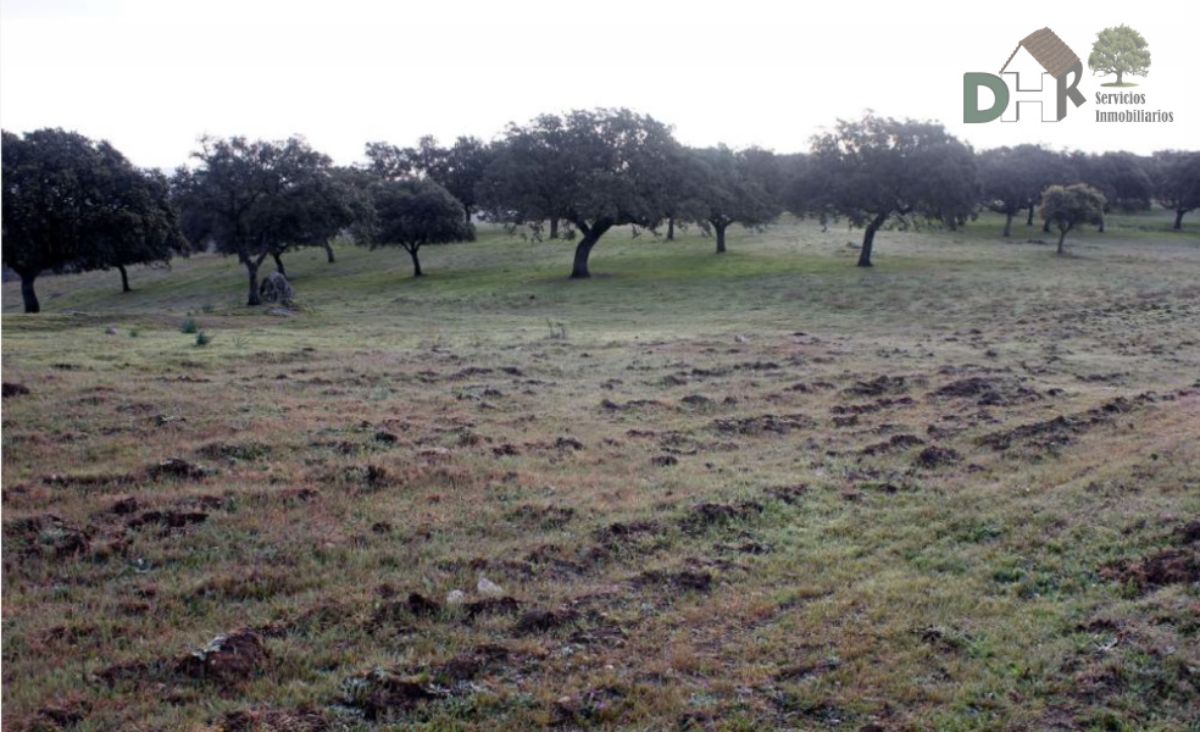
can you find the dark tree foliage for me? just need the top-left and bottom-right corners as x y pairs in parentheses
(171, 136), (351, 306)
(691, 146), (781, 253)
(404, 136), (491, 229)
(1071, 151), (1153, 231)
(1151, 150), (1200, 230)
(364, 141), (412, 181)
(979, 147), (1030, 237)
(740, 147), (792, 210)
(2, 128), (187, 313)
(353, 178), (472, 277)
(1040, 183), (1106, 254)
(1014, 145), (1076, 229)
(656, 145), (706, 241)
(325, 165), (377, 262)
(95, 165), (189, 292)
(476, 114), (578, 241)
(789, 114), (978, 267)
(478, 108), (679, 278)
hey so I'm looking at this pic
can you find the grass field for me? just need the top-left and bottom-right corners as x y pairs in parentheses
(3, 213), (1199, 731)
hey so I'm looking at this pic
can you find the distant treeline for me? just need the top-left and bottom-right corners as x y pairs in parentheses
(3, 111), (1199, 313)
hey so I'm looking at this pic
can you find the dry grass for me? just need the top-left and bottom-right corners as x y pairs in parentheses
(3, 213), (1199, 730)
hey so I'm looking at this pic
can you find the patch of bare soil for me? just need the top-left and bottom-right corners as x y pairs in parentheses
(931, 376), (1041, 406)
(711, 413), (815, 436)
(678, 501), (764, 534)
(176, 630), (270, 685)
(843, 375), (910, 397)
(861, 433), (926, 456)
(914, 446), (962, 469)
(219, 704), (331, 732)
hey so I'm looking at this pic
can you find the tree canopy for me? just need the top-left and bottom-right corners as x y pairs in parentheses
(354, 178), (472, 277)
(1151, 151), (1200, 230)
(690, 146), (781, 253)
(478, 108), (679, 278)
(2, 128), (188, 312)
(1088, 25), (1151, 86)
(788, 114), (977, 266)
(171, 136), (352, 305)
(1040, 183), (1106, 255)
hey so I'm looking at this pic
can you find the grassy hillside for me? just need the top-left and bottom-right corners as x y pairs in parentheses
(3, 213), (1199, 730)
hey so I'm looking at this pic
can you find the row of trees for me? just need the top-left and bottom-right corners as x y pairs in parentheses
(4, 112), (1199, 312)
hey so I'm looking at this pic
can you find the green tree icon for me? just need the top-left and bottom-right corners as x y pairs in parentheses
(1088, 25), (1151, 87)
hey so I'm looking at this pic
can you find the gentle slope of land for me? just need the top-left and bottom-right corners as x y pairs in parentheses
(3, 213), (1199, 730)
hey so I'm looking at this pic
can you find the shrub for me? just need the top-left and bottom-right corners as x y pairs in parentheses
(195, 331), (212, 347)
(180, 318), (199, 334)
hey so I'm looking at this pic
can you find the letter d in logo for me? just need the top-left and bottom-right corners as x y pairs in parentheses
(963, 73), (1009, 123)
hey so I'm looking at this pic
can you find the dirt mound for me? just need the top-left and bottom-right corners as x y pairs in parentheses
(979, 393), (1153, 452)
(514, 607), (580, 634)
(433, 643), (514, 681)
(3, 382), (31, 398)
(1103, 548), (1200, 591)
(506, 504), (575, 529)
(712, 413), (815, 436)
(679, 501), (764, 534)
(463, 596), (521, 620)
(914, 446), (962, 469)
(175, 630), (269, 684)
(932, 376), (1040, 406)
(339, 668), (446, 721)
(126, 509), (209, 533)
(632, 569), (713, 592)
(844, 375), (909, 397)
(147, 458), (213, 481)
(8, 514), (91, 558)
(861, 433), (926, 456)
(764, 484), (808, 504)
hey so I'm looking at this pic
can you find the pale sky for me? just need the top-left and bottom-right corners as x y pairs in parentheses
(1, 0), (1196, 170)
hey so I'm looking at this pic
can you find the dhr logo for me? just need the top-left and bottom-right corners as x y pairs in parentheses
(964, 27), (1086, 123)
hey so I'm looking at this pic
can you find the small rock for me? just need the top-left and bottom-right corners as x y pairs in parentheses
(445, 589), (467, 606)
(259, 272), (294, 306)
(477, 575), (505, 598)
(105, 326), (119, 335)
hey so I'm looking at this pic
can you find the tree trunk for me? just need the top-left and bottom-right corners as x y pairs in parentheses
(1116, 70), (1123, 85)
(1027, 205), (1035, 226)
(118, 264), (131, 292)
(20, 271), (40, 314)
(570, 223), (610, 279)
(714, 222), (727, 253)
(1098, 216), (1105, 233)
(1043, 218), (1052, 233)
(408, 247), (423, 277)
(1175, 209), (1186, 230)
(667, 216), (675, 241)
(1057, 228), (1067, 255)
(272, 252), (286, 276)
(549, 218), (559, 239)
(246, 261), (262, 306)
(858, 213), (888, 267)
(324, 241), (336, 263)
(1003, 212), (1013, 237)
(464, 206), (472, 224)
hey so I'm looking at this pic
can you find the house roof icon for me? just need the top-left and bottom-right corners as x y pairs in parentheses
(1000, 27), (1080, 78)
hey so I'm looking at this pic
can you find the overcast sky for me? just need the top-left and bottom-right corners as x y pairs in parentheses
(2, 0), (1195, 170)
